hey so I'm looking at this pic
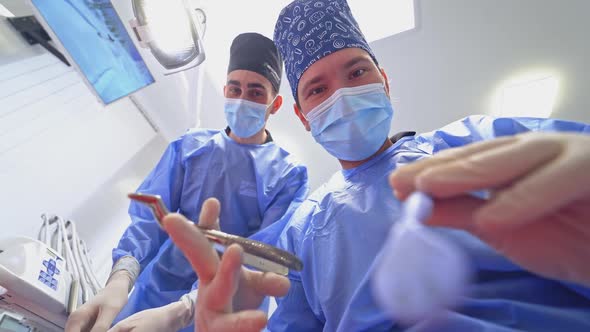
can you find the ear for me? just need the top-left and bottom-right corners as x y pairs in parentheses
(270, 95), (283, 115)
(380, 68), (390, 96)
(294, 103), (311, 131)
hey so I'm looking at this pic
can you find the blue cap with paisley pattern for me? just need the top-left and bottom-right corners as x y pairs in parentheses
(273, 0), (378, 101)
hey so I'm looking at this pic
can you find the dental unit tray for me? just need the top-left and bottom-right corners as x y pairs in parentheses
(0, 237), (76, 331)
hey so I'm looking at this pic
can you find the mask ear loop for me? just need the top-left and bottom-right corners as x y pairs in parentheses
(266, 95), (279, 113)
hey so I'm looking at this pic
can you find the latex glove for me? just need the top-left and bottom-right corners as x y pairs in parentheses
(107, 300), (192, 332)
(390, 132), (590, 286)
(162, 198), (290, 332)
(65, 272), (131, 332)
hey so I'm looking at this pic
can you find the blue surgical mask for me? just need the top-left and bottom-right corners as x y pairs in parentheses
(306, 83), (394, 161)
(224, 98), (274, 138)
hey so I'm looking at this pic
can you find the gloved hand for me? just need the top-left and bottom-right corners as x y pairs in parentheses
(107, 300), (193, 332)
(390, 132), (590, 286)
(65, 271), (131, 332)
(162, 198), (290, 332)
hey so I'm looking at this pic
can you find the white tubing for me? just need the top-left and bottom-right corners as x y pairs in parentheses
(38, 215), (103, 304)
(63, 220), (92, 303)
(80, 241), (102, 292)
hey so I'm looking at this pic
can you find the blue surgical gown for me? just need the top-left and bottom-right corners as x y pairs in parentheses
(110, 129), (309, 325)
(264, 115), (590, 331)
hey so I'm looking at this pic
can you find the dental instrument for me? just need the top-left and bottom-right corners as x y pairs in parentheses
(128, 193), (303, 276)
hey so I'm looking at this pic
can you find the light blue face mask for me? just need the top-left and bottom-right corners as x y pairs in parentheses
(224, 97), (274, 138)
(306, 83), (394, 161)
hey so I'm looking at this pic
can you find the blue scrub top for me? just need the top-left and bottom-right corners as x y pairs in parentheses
(264, 115), (590, 331)
(111, 128), (309, 325)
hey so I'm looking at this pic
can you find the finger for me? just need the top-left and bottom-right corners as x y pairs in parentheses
(415, 135), (560, 198)
(245, 270), (291, 298)
(424, 196), (486, 233)
(65, 309), (95, 332)
(89, 306), (121, 332)
(208, 310), (268, 332)
(199, 198), (221, 229)
(476, 147), (590, 228)
(207, 244), (244, 311)
(390, 137), (516, 199)
(163, 213), (219, 284)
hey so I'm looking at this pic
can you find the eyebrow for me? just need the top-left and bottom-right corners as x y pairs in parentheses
(247, 82), (267, 91)
(227, 80), (267, 91)
(342, 56), (372, 70)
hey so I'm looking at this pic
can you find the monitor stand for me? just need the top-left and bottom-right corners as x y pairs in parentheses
(7, 15), (70, 67)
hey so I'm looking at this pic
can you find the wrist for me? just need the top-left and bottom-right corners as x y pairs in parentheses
(177, 290), (197, 328)
(108, 256), (140, 292)
(106, 270), (133, 292)
(165, 301), (193, 328)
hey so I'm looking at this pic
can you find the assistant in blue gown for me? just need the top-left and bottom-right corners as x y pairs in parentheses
(264, 115), (590, 331)
(111, 128), (309, 325)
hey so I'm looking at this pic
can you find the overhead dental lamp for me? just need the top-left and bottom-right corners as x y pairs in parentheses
(129, 0), (206, 75)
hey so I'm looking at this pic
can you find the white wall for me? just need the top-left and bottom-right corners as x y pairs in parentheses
(373, 0), (590, 135)
(0, 52), (165, 282)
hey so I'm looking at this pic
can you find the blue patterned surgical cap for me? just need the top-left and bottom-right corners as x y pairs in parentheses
(274, 0), (378, 101)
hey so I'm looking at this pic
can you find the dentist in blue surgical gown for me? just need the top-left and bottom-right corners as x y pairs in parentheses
(160, 1), (590, 331)
(65, 32), (309, 332)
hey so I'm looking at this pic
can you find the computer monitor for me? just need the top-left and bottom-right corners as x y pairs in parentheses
(29, 0), (155, 104)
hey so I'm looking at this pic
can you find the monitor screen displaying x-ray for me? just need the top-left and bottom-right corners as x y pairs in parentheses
(30, 0), (155, 104)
